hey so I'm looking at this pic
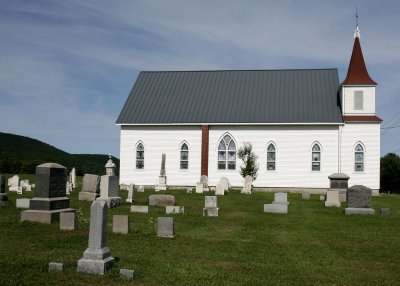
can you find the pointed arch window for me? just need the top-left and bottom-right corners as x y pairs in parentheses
(355, 144), (364, 171)
(136, 143), (144, 169)
(218, 134), (236, 170)
(180, 143), (189, 170)
(267, 144), (276, 171)
(311, 144), (321, 171)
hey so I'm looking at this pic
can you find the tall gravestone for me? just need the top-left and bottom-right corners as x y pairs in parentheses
(0, 175), (7, 207)
(97, 175), (121, 208)
(241, 175), (252, 194)
(77, 200), (115, 275)
(21, 163), (75, 223)
(156, 153), (167, 191)
(126, 184), (135, 203)
(70, 167), (76, 189)
(79, 174), (100, 201)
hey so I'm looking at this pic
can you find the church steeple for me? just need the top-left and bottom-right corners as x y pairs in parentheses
(342, 18), (377, 86)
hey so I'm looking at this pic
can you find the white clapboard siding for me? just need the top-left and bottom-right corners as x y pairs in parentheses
(342, 86), (376, 115)
(340, 123), (380, 190)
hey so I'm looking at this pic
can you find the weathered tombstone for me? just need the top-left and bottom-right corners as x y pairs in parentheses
(96, 175), (121, 208)
(66, 181), (72, 195)
(120, 269), (134, 279)
(26, 185), (32, 192)
(203, 196), (219, 217)
(273, 192), (289, 205)
(21, 163), (75, 223)
(70, 167), (76, 189)
(0, 175), (7, 207)
(186, 187), (193, 194)
(16, 198), (30, 209)
(219, 177), (230, 191)
(112, 215), (129, 234)
(149, 195), (175, 206)
(345, 208), (375, 215)
(166, 206), (184, 214)
(130, 205), (149, 213)
(264, 204), (288, 214)
(200, 175), (208, 188)
(16, 187), (23, 194)
(60, 212), (76, 230)
(320, 195), (325, 201)
(324, 190), (340, 207)
(105, 155), (116, 176)
(195, 182), (203, 194)
(156, 154), (167, 191)
(215, 183), (225, 196)
(380, 208), (390, 215)
(241, 175), (252, 194)
(137, 185), (144, 192)
(328, 173), (350, 202)
(157, 217), (174, 238)
(345, 185), (375, 215)
(126, 184), (135, 203)
(302, 192), (310, 200)
(8, 175), (20, 188)
(77, 200), (115, 275)
(119, 184), (129, 191)
(20, 179), (29, 189)
(49, 262), (63, 272)
(79, 174), (100, 201)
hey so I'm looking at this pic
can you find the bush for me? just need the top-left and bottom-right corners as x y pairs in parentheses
(380, 153), (400, 193)
(237, 142), (259, 180)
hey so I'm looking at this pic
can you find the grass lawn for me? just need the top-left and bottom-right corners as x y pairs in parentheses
(0, 174), (399, 285)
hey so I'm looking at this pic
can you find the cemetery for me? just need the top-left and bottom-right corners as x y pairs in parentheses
(0, 170), (399, 285)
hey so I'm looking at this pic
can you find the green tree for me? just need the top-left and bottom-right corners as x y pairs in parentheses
(381, 153), (400, 193)
(237, 142), (259, 180)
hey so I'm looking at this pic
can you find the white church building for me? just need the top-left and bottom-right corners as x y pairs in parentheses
(116, 26), (381, 193)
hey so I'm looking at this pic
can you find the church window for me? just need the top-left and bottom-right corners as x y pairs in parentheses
(136, 143), (144, 169)
(311, 144), (321, 171)
(180, 143), (189, 170)
(354, 91), (364, 110)
(267, 143), (276, 171)
(355, 144), (364, 172)
(218, 134), (236, 170)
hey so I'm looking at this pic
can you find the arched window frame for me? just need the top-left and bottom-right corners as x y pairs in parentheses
(179, 141), (189, 170)
(135, 141), (145, 170)
(217, 133), (237, 170)
(266, 142), (277, 171)
(311, 142), (322, 171)
(354, 142), (365, 172)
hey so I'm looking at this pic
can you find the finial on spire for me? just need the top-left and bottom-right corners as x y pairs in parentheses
(354, 3), (361, 38)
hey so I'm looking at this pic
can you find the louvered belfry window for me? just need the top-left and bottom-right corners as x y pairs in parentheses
(354, 91), (364, 110)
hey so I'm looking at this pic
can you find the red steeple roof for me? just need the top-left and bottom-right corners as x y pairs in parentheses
(342, 33), (377, 85)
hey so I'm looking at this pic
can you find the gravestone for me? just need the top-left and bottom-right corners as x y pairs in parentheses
(77, 200), (115, 275)
(273, 192), (289, 205)
(345, 208), (375, 215)
(70, 167), (76, 189)
(264, 204), (288, 214)
(302, 192), (310, 200)
(96, 175), (121, 208)
(195, 182), (203, 194)
(157, 217), (174, 238)
(79, 174), (100, 201)
(26, 185), (32, 192)
(126, 184), (135, 203)
(8, 175), (20, 188)
(49, 262), (63, 272)
(166, 206), (184, 214)
(20, 179), (29, 190)
(203, 196), (219, 217)
(219, 177), (230, 191)
(156, 154), (167, 191)
(120, 269), (134, 279)
(215, 183), (225, 196)
(324, 190), (340, 207)
(149, 195), (175, 206)
(21, 163), (75, 223)
(186, 187), (193, 194)
(60, 212), (76, 230)
(112, 215), (129, 234)
(380, 208), (390, 215)
(328, 173), (350, 202)
(16, 187), (23, 194)
(200, 175), (208, 188)
(105, 155), (116, 176)
(137, 185), (144, 192)
(241, 175), (252, 194)
(0, 175), (7, 207)
(120, 184), (129, 191)
(66, 181), (72, 195)
(130, 205), (149, 213)
(320, 195), (325, 201)
(345, 185), (375, 215)
(16, 198), (30, 208)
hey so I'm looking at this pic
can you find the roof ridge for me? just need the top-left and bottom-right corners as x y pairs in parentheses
(140, 68), (338, 73)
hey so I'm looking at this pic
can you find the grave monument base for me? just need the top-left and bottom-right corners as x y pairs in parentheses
(345, 207), (375, 215)
(21, 208), (75, 224)
(79, 192), (99, 201)
(203, 207), (219, 217)
(96, 196), (122, 208)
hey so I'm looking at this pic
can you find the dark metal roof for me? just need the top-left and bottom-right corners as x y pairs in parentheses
(116, 69), (343, 124)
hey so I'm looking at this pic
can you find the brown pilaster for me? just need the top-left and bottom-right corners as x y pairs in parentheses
(201, 125), (209, 176)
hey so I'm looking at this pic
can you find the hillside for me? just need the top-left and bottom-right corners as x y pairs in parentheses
(0, 132), (119, 175)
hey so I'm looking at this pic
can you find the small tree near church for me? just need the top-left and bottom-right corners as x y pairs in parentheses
(237, 142), (259, 180)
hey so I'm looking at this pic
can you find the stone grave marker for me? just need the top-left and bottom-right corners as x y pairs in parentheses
(0, 175), (7, 207)
(96, 175), (121, 208)
(149, 194), (175, 206)
(273, 192), (289, 205)
(77, 200), (115, 275)
(112, 215), (129, 234)
(138, 185), (144, 192)
(8, 175), (20, 188)
(49, 262), (63, 272)
(21, 163), (75, 223)
(130, 205), (149, 213)
(156, 154), (167, 191)
(16, 198), (30, 209)
(157, 217), (174, 238)
(302, 192), (310, 200)
(79, 174), (100, 201)
(126, 184), (135, 203)
(186, 187), (193, 194)
(345, 185), (375, 215)
(120, 269), (134, 279)
(219, 177), (230, 191)
(200, 175), (208, 188)
(60, 212), (76, 230)
(166, 206), (184, 214)
(20, 179), (29, 190)
(196, 182), (203, 194)
(320, 195), (325, 201)
(380, 208), (390, 215)
(324, 190), (340, 207)
(203, 196), (219, 216)
(70, 167), (76, 189)
(215, 183), (225, 196)
(264, 204), (288, 214)
(241, 175), (252, 194)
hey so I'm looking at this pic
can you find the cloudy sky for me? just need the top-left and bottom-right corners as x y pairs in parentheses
(1, 0), (399, 157)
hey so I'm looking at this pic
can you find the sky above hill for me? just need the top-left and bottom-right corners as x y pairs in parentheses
(1, 0), (399, 157)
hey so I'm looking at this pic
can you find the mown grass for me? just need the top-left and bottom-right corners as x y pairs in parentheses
(0, 174), (399, 285)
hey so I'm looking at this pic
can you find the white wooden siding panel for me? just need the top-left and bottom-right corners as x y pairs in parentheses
(343, 86), (376, 115)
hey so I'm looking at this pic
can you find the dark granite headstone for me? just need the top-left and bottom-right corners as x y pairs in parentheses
(328, 173), (350, 189)
(0, 175), (7, 206)
(347, 185), (372, 208)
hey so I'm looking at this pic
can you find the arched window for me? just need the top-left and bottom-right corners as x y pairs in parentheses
(218, 134), (236, 170)
(354, 144), (364, 171)
(311, 144), (321, 171)
(267, 144), (276, 170)
(136, 143), (144, 169)
(180, 143), (189, 170)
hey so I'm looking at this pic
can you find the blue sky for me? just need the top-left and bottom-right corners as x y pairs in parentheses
(1, 0), (399, 157)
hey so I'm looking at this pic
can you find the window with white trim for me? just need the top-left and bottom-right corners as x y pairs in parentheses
(218, 134), (236, 170)
(354, 144), (364, 172)
(354, 91), (364, 110)
(136, 143), (144, 169)
(180, 143), (189, 170)
(267, 144), (276, 170)
(311, 144), (321, 171)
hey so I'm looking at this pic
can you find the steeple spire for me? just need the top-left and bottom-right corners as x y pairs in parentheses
(342, 10), (376, 86)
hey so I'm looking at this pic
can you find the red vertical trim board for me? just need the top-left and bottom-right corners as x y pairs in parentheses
(201, 125), (209, 176)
